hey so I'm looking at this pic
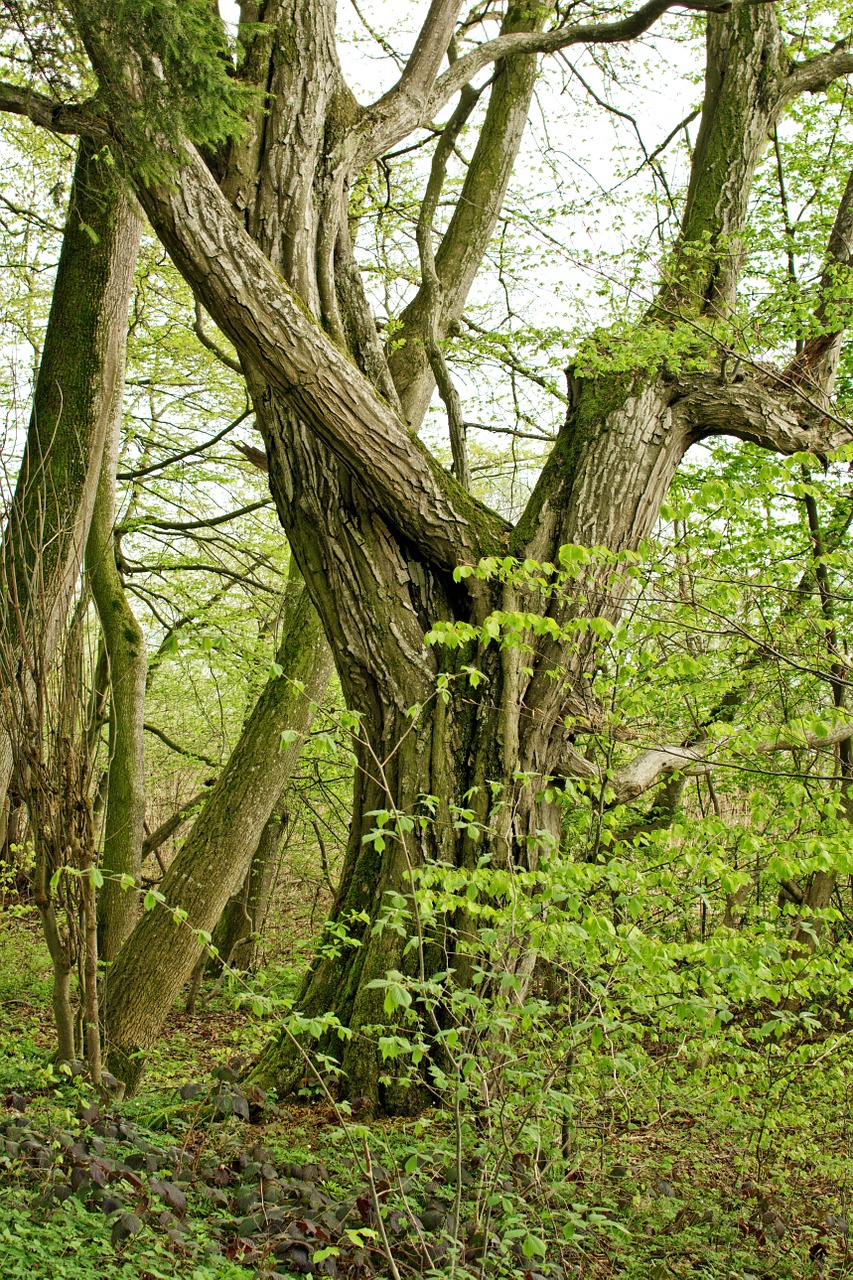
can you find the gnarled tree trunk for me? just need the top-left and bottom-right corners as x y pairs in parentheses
(45, 0), (853, 1107)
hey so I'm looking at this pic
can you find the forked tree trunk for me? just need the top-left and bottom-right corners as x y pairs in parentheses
(251, 375), (697, 1105)
(64, 0), (853, 1108)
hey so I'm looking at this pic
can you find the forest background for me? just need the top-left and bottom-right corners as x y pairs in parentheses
(2, 0), (853, 1277)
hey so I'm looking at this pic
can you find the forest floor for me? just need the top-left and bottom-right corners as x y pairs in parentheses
(1, 907), (851, 1280)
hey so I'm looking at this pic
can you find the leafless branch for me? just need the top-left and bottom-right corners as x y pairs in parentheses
(193, 300), (243, 374)
(557, 719), (853, 802)
(142, 788), (213, 859)
(0, 80), (105, 136)
(116, 409), (252, 481)
(143, 722), (220, 768)
(120, 498), (272, 535)
(781, 44), (853, 105)
(357, 0), (731, 166)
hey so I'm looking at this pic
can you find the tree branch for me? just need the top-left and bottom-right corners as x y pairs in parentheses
(0, 81), (105, 137)
(125, 139), (507, 568)
(557, 720), (853, 802)
(142, 723), (220, 768)
(142, 788), (212, 860)
(782, 166), (853, 397)
(193, 300), (243, 374)
(414, 85), (479, 486)
(389, 1), (545, 428)
(388, 0), (465, 117)
(356, 0), (730, 166)
(116, 408), (252, 481)
(122, 498), (273, 535)
(675, 371), (853, 457)
(781, 45), (853, 106)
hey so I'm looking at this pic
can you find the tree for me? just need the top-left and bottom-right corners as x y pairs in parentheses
(3, 0), (853, 1106)
(0, 133), (140, 831)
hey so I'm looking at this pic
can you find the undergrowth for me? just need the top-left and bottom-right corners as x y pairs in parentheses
(1, 905), (851, 1280)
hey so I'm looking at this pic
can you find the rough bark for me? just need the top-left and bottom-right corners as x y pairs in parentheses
(103, 572), (333, 1092)
(0, 137), (141, 819)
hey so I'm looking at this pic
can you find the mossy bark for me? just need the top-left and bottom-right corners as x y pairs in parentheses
(103, 572), (332, 1093)
(0, 137), (141, 817)
(68, 0), (847, 1110)
(86, 353), (147, 964)
(250, 370), (695, 1107)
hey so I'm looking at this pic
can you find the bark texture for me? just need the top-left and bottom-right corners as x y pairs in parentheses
(0, 137), (141, 818)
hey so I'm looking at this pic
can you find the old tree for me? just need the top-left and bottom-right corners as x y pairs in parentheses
(3, 0), (853, 1104)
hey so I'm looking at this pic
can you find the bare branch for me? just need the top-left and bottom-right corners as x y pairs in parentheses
(557, 720), (853, 802)
(232, 440), (268, 472)
(781, 45), (853, 106)
(0, 81), (105, 137)
(675, 371), (853, 458)
(356, 0), (730, 167)
(193, 300), (243, 374)
(142, 788), (212, 860)
(143, 723), (220, 768)
(120, 498), (273, 535)
(116, 408), (252, 481)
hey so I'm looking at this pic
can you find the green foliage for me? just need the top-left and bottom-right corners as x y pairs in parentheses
(83, 0), (253, 166)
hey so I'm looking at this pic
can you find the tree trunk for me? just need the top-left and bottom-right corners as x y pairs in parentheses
(103, 572), (333, 1092)
(62, 0), (853, 1110)
(0, 137), (141, 816)
(212, 796), (289, 973)
(86, 349), (147, 963)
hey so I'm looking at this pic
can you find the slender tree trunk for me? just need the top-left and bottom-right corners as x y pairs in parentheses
(80, 833), (102, 1084)
(212, 796), (289, 973)
(64, 0), (853, 1110)
(103, 572), (333, 1092)
(34, 889), (76, 1063)
(86, 360), (147, 963)
(0, 138), (141, 818)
